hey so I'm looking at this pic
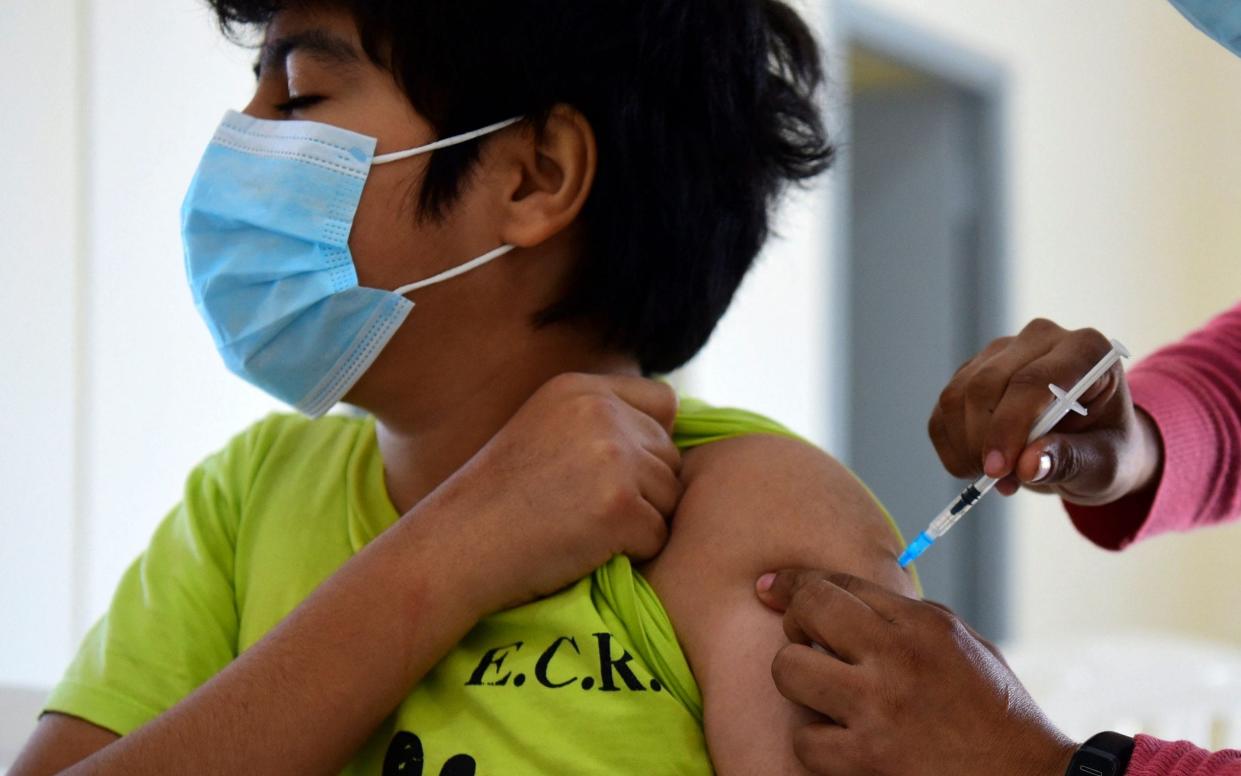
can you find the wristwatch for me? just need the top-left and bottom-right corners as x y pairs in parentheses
(1065, 732), (1135, 776)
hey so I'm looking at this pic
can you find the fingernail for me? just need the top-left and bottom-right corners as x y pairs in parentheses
(756, 573), (776, 593)
(984, 450), (1006, 477)
(1033, 453), (1053, 483)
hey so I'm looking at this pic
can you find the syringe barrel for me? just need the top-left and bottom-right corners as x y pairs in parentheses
(927, 475), (997, 538)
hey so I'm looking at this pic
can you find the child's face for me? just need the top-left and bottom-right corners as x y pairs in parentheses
(250, 6), (533, 309)
(245, 7), (504, 299)
(238, 6), (597, 411)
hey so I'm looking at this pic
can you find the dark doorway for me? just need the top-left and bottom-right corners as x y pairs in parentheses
(840, 13), (1009, 639)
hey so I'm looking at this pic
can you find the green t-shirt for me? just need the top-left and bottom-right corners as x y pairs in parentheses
(46, 399), (907, 774)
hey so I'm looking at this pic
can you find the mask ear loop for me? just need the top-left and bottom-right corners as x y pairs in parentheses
(380, 116), (522, 296)
(394, 244), (516, 297)
(373, 117), (523, 165)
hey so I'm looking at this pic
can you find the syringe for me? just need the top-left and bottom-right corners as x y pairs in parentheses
(897, 338), (1131, 568)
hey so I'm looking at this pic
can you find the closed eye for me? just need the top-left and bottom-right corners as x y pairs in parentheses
(275, 95), (326, 115)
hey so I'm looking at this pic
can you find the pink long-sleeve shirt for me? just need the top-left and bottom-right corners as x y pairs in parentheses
(1063, 304), (1241, 775)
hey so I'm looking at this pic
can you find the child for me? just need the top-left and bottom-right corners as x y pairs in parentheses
(13, 2), (915, 773)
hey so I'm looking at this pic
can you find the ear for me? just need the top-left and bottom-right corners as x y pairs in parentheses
(494, 104), (597, 249)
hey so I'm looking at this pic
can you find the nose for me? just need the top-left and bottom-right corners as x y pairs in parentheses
(241, 87), (283, 121)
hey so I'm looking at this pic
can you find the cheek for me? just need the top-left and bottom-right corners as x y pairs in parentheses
(348, 171), (433, 289)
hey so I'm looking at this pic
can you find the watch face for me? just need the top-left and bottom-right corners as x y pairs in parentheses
(1072, 748), (1117, 776)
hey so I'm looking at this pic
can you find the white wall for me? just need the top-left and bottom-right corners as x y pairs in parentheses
(0, 0), (278, 688)
(0, 0), (81, 688)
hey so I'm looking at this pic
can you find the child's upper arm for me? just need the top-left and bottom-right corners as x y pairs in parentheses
(641, 434), (915, 775)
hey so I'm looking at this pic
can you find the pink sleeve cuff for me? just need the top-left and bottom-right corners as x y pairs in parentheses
(1128, 734), (1241, 775)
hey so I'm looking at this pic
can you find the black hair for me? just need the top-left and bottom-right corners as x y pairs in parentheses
(208, 0), (835, 374)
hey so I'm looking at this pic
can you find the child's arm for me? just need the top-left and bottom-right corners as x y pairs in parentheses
(12, 374), (681, 776)
(643, 433), (915, 775)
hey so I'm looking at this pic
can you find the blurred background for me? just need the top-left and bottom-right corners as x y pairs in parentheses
(4, 0), (1241, 764)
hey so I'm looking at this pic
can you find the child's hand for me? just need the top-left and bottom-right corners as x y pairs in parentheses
(430, 373), (682, 615)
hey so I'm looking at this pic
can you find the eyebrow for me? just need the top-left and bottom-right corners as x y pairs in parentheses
(253, 29), (362, 78)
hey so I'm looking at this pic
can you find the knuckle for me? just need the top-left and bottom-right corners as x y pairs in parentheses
(666, 449), (684, 475)
(991, 335), (1015, 351)
(789, 581), (822, 615)
(631, 524), (667, 559)
(827, 572), (858, 594)
(658, 470), (684, 500)
(950, 354), (979, 380)
(797, 576), (837, 608)
(644, 506), (670, 537)
(945, 612), (971, 643)
(575, 392), (616, 423)
(908, 599), (941, 626)
(937, 383), (966, 413)
(961, 381), (988, 407)
(923, 603), (959, 637)
(963, 367), (1004, 406)
(653, 435), (680, 462)
(547, 371), (590, 395)
(1022, 317), (1062, 337)
(1008, 364), (1049, 390)
(592, 439), (627, 465)
(1075, 327), (1111, 356)
(653, 381), (678, 413)
(974, 363), (1009, 394)
(770, 646), (796, 687)
(601, 484), (637, 516)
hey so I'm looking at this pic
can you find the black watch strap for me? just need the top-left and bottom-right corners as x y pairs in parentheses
(1066, 732), (1136, 776)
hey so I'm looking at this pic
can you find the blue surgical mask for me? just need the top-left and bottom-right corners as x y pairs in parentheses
(1169, 0), (1241, 56)
(181, 110), (520, 418)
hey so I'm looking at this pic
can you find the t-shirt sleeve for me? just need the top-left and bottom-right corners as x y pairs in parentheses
(43, 437), (246, 735)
